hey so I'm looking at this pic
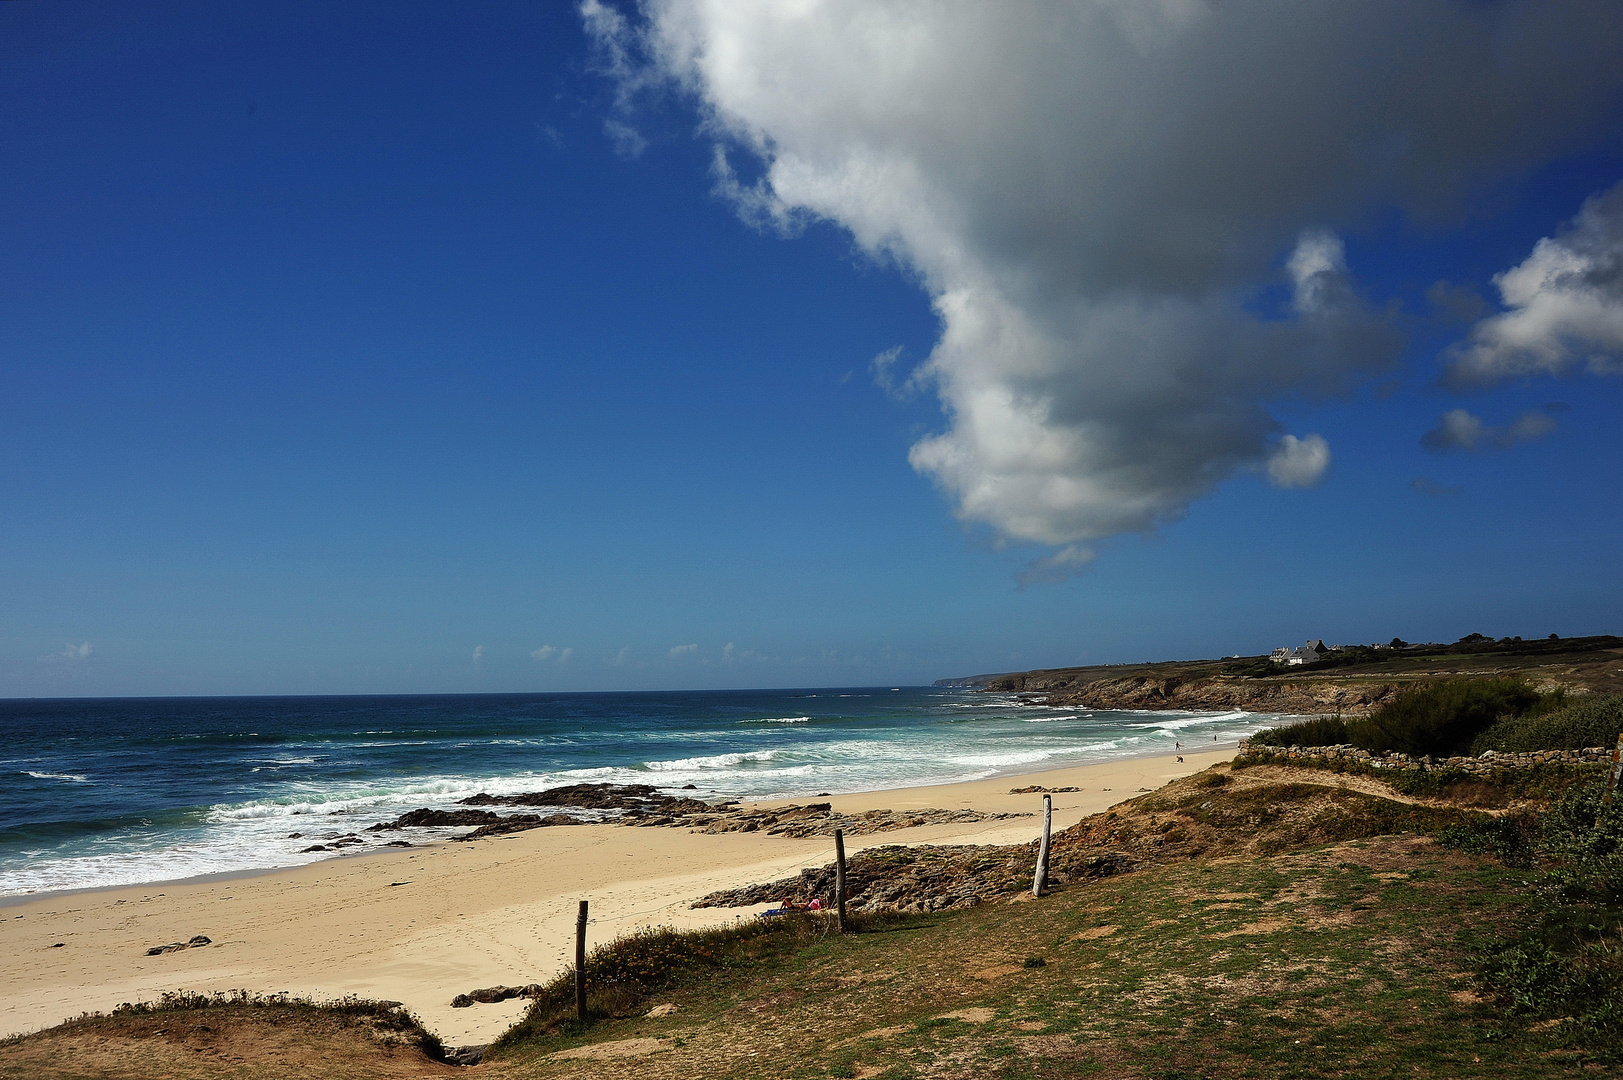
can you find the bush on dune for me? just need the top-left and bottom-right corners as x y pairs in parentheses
(1246, 715), (1350, 748)
(1473, 695), (1623, 754)
(1251, 678), (1558, 757)
(1353, 678), (1544, 756)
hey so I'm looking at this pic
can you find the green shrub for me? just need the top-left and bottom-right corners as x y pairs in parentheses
(1473, 695), (1623, 754)
(1468, 781), (1623, 1049)
(1351, 678), (1544, 756)
(1246, 715), (1350, 748)
(1249, 679), (1553, 756)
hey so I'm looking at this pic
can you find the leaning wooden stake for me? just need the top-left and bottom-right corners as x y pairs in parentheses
(1033, 794), (1053, 897)
(834, 828), (848, 932)
(575, 899), (588, 1022)
(1603, 733), (1623, 807)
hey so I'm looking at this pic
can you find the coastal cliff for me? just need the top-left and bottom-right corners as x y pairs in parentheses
(953, 634), (1623, 715)
(987, 672), (1401, 714)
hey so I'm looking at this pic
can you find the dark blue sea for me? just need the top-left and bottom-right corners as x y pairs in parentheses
(0, 688), (1285, 897)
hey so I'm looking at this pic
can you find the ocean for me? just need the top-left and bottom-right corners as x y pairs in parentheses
(0, 688), (1291, 898)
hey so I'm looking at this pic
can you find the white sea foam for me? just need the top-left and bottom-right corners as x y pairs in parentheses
(644, 750), (780, 771)
(24, 771), (89, 783)
(738, 716), (811, 724)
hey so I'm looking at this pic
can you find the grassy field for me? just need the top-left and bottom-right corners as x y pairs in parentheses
(7, 760), (1616, 1079)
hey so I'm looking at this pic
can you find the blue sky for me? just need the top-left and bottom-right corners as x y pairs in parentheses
(4, 1), (1622, 696)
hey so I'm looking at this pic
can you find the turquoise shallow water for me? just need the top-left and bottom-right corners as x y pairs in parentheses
(0, 688), (1291, 896)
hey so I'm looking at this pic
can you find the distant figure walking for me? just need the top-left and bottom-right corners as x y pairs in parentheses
(1174, 741), (1181, 750)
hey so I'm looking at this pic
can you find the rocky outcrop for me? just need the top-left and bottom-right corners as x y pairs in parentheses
(460, 783), (713, 815)
(455, 813), (582, 840)
(373, 783), (1027, 844)
(991, 674), (1402, 715)
(367, 809), (504, 830)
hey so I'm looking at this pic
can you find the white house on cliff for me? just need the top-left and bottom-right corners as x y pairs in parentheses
(1271, 639), (1330, 666)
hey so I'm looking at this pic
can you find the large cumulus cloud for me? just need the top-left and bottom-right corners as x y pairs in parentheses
(586, 0), (1623, 563)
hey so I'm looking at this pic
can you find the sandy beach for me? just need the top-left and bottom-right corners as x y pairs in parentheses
(0, 748), (1230, 1047)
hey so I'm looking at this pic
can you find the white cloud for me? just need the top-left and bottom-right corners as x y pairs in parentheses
(669, 643), (698, 657)
(1420, 408), (1559, 452)
(613, 647), (631, 665)
(1447, 179), (1623, 385)
(1266, 434), (1331, 489)
(588, 1), (1623, 558)
(560, 647), (574, 663)
(532, 645), (557, 661)
(62, 641), (92, 661)
(472, 645), (485, 663)
(721, 641), (735, 661)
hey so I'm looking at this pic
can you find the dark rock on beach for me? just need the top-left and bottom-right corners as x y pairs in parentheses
(453, 814), (584, 841)
(450, 983), (544, 1008)
(145, 935), (211, 956)
(367, 809), (504, 831)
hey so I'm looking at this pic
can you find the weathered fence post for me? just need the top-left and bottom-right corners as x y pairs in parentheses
(1033, 794), (1053, 898)
(834, 828), (848, 932)
(1603, 733), (1623, 807)
(575, 899), (588, 1022)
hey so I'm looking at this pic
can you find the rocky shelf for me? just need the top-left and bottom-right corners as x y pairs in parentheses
(365, 783), (1030, 844)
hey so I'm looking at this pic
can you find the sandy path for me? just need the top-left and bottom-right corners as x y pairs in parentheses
(0, 748), (1229, 1046)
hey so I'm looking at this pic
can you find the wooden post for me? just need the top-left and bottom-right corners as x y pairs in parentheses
(1603, 733), (1623, 807)
(574, 899), (588, 1023)
(834, 828), (848, 932)
(1033, 794), (1052, 897)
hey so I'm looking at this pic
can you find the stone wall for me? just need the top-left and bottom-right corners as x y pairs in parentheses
(1237, 741), (1613, 775)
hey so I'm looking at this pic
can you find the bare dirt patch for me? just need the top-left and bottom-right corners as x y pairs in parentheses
(548, 1036), (670, 1060)
(936, 1007), (996, 1023)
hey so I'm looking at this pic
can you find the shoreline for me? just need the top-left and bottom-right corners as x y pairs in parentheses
(0, 747), (1233, 1046)
(0, 738), (1248, 911)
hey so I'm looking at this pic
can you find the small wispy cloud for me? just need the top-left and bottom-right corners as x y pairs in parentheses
(669, 643), (698, 658)
(1016, 545), (1096, 588)
(870, 345), (923, 399)
(40, 641), (94, 666)
(532, 645), (556, 662)
(1421, 408), (1560, 452)
(613, 647), (631, 666)
(472, 645), (485, 663)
